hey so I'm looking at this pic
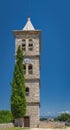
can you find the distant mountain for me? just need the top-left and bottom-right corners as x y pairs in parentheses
(40, 115), (57, 119)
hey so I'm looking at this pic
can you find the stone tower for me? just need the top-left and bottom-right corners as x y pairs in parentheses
(13, 17), (41, 127)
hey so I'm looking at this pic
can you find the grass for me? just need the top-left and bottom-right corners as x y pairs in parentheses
(5, 127), (27, 130)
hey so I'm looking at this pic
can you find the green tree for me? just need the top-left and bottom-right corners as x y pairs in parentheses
(54, 113), (70, 122)
(0, 110), (13, 123)
(11, 46), (26, 125)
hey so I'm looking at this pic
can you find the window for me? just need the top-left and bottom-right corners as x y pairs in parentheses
(28, 39), (33, 51)
(25, 87), (29, 96)
(28, 64), (33, 75)
(23, 65), (26, 74)
(22, 39), (26, 51)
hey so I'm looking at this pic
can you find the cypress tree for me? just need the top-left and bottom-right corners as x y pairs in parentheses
(11, 46), (26, 124)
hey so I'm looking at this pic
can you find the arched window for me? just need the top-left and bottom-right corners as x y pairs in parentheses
(25, 87), (29, 96)
(28, 64), (33, 74)
(28, 39), (33, 51)
(23, 64), (26, 74)
(22, 39), (26, 51)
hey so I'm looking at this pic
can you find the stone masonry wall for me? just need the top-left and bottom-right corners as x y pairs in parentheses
(39, 121), (65, 128)
(25, 80), (40, 102)
(15, 34), (40, 56)
(24, 57), (40, 79)
(26, 105), (40, 127)
(0, 123), (14, 130)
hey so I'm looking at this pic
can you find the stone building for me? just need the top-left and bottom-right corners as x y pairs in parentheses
(13, 17), (41, 127)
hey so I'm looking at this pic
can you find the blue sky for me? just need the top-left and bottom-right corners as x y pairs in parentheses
(0, 0), (70, 117)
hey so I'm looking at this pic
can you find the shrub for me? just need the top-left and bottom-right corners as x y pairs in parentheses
(40, 117), (47, 121)
(54, 113), (70, 122)
(0, 110), (13, 123)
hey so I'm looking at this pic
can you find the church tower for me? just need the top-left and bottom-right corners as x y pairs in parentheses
(13, 17), (41, 127)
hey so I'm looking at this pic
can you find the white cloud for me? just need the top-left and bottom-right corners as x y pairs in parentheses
(58, 110), (70, 114)
(47, 112), (51, 114)
(58, 112), (61, 114)
(65, 110), (70, 114)
(61, 111), (65, 114)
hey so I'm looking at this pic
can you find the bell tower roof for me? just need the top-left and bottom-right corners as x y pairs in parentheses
(23, 17), (35, 30)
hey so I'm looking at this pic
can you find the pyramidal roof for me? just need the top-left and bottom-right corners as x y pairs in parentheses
(23, 17), (35, 30)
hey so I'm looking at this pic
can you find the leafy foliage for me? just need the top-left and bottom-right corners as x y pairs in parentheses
(54, 113), (70, 121)
(40, 118), (47, 121)
(0, 110), (13, 123)
(11, 46), (26, 119)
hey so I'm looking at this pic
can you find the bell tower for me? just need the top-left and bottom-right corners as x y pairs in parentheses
(13, 17), (41, 127)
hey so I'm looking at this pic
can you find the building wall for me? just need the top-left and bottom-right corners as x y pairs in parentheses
(23, 57), (40, 79)
(25, 80), (40, 102)
(14, 31), (41, 127)
(15, 34), (40, 56)
(26, 105), (40, 127)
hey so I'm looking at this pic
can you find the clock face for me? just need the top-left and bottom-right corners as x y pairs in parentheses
(24, 58), (31, 64)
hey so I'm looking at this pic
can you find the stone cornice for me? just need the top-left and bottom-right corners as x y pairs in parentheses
(13, 30), (41, 37)
(27, 102), (40, 106)
(15, 54), (40, 58)
(24, 55), (40, 58)
(25, 78), (40, 81)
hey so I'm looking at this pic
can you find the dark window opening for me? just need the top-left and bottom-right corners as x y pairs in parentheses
(25, 87), (29, 96)
(23, 65), (26, 74)
(28, 64), (33, 74)
(22, 39), (26, 51)
(28, 39), (33, 51)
